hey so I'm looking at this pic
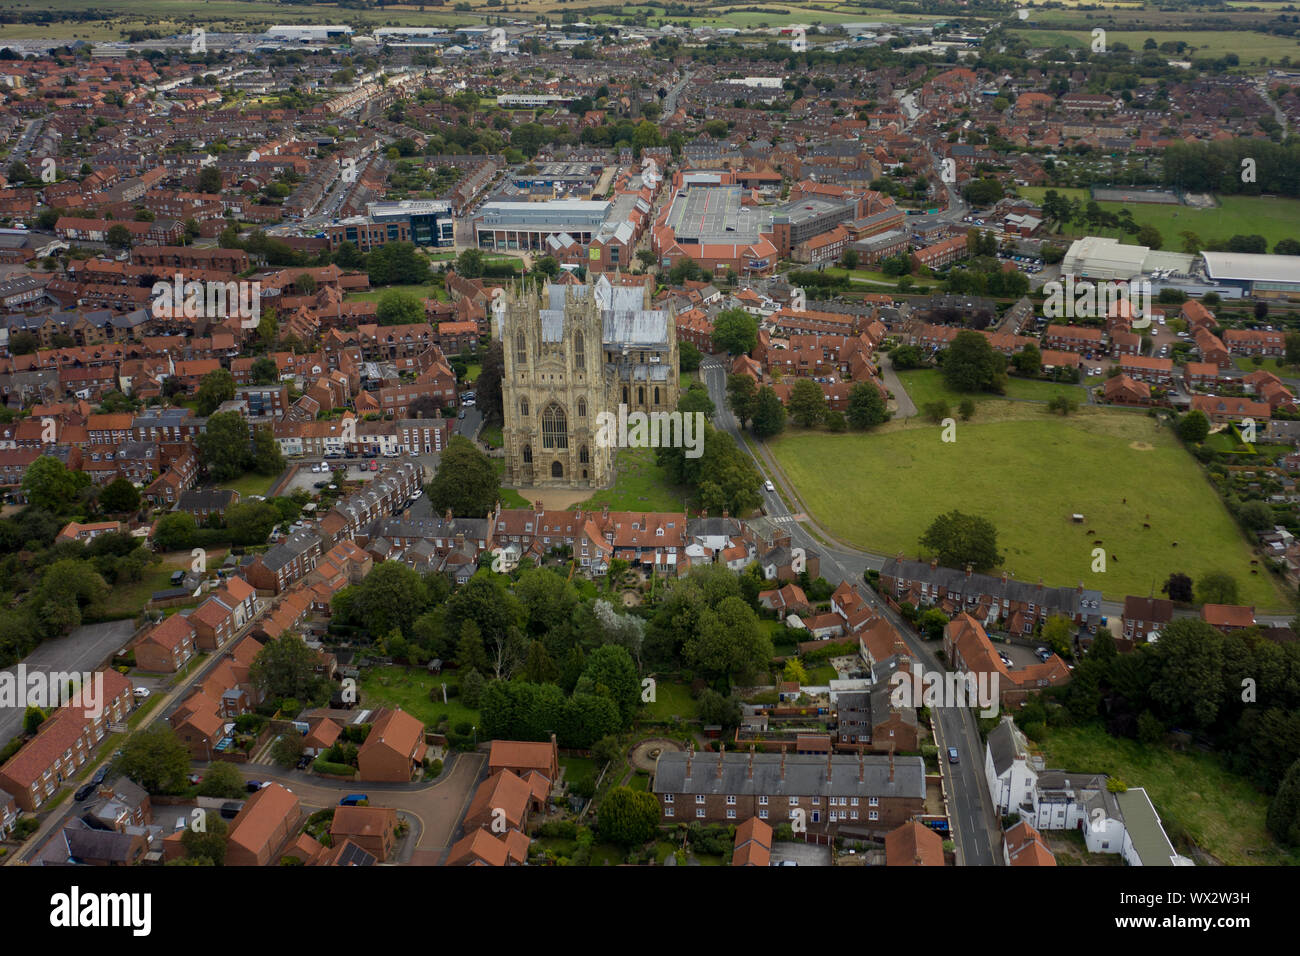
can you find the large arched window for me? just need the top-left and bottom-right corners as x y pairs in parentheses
(542, 403), (568, 450)
(520, 397), (529, 417)
(523, 444), (533, 464)
(622, 386), (629, 405)
(579, 445), (589, 464)
(577, 397), (587, 417)
(574, 331), (585, 369)
(515, 332), (527, 367)
(654, 386), (660, 405)
(638, 386), (645, 405)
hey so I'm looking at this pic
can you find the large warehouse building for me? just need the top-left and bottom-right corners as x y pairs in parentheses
(1201, 251), (1300, 301)
(1060, 236), (1151, 281)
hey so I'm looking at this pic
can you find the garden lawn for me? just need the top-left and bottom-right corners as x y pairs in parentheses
(896, 368), (1086, 412)
(1035, 723), (1300, 866)
(577, 446), (691, 513)
(220, 471), (278, 499)
(93, 549), (230, 620)
(640, 679), (696, 721)
(767, 405), (1288, 608)
(1233, 356), (1293, 376)
(359, 666), (480, 730)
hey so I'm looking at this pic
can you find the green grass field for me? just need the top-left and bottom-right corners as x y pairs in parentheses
(1015, 190), (1300, 251)
(1036, 723), (1299, 865)
(768, 404), (1288, 607)
(896, 369), (1087, 412)
(1009, 28), (1300, 66)
(641, 679), (696, 721)
(360, 666), (480, 731)
(577, 446), (691, 514)
(220, 471), (278, 500)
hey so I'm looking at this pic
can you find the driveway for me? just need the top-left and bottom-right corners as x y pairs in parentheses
(770, 841), (832, 866)
(880, 355), (917, 419)
(0, 619), (137, 750)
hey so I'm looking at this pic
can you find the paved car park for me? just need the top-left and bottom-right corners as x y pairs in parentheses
(769, 841), (832, 867)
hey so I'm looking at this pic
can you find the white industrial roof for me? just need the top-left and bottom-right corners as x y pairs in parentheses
(1202, 251), (1300, 283)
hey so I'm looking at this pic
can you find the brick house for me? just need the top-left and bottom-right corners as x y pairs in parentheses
(1119, 596), (1173, 650)
(133, 613), (198, 673)
(329, 805), (399, 862)
(356, 708), (427, 783)
(943, 613), (1071, 707)
(225, 783), (302, 867)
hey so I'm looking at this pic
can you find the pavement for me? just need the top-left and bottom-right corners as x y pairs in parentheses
(0, 619), (138, 751)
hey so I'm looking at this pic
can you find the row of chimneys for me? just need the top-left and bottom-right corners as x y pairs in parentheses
(682, 742), (895, 784)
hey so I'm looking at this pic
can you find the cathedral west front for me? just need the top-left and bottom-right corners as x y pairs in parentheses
(497, 275), (679, 489)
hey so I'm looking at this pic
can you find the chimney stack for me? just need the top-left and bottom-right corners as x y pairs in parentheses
(889, 746), (895, 783)
(930, 557), (938, 571)
(444, 508), (452, 523)
(965, 564), (972, 579)
(826, 750), (833, 781)
(716, 743), (725, 779)
(780, 745), (786, 781)
(748, 746), (754, 780)
(685, 743), (693, 780)
(858, 745), (865, 783)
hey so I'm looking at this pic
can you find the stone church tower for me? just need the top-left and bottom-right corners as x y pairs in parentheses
(499, 275), (678, 489)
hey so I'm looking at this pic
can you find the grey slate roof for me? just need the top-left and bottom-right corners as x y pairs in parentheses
(259, 528), (322, 572)
(652, 751), (925, 800)
(987, 717), (1029, 777)
(881, 556), (1102, 617)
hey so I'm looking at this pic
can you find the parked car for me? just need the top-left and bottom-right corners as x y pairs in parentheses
(246, 780), (265, 793)
(219, 801), (243, 820)
(133, 687), (150, 699)
(339, 794), (369, 807)
(369, 461), (379, 471)
(75, 781), (97, 801)
(947, 747), (959, 764)
(764, 480), (775, 492)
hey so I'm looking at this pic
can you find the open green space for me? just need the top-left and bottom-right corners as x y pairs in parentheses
(1035, 723), (1299, 866)
(768, 404), (1288, 607)
(577, 446), (691, 514)
(640, 679), (696, 721)
(1008, 28), (1300, 66)
(94, 548), (230, 620)
(360, 666), (480, 731)
(1233, 356), (1294, 377)
(220, 471), (279, 500)
(1014, 190), (1300, 250)
(896, 368), (1086, 411)
(349, 283), (448, 304)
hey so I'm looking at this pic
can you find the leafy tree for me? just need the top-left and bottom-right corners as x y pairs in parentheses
(1041, 615), (1073, 658)
(197, 761), (247, 798)
(181, 812), (228, 865)
(23, 706), (45, 735)
(695, 689), (743, 729)
(271, 731), (305, 768)
(1135, 225), (1163, 249)
(1238, 500), (1274, 531)
(1268, 759), (1300, 846)
(683, 595), (772, 682)
(367, 242), (430, 285)
(119, 724), (191, 794)
(99, 478), (140, 514)
(1177, 410), (1211, 443)
(456, 621), (490, 674)
(922, 400), (951, 424)
(427, 436), (499, 518)
(1148, 618), (1224, 729)
(352, 561), (431, 638)
(578, 645), (640, 727)
(250, 426), (285, 476)
(679, 340), (702, 372)
(711, 308), (759, 355)
(197, 166), (223, 193)
(250, 633), (325, 702)
(726, 374), (758, 427)
(196, 412), (250, 482)
(846, 383), (888, 430)
(958, 398), (976, 421)
(460, 668), (486, 709)
(225, 501), (280, 545)
(1011, 343), (1041, 377)
(942, 330), (1006, 394)
(1162, 572), (1193, 603)
(598, 786), (661, 846)
(888, 345), (925, 370)
(1196, 571), (1240, 607)
(106, 224), (133, 249)
(195, 370), (236, 417)
(153, 512), (198, 551)
(678, 384), (715, 420)
(920, 510), (1003, 572)
(918, 608), (949, 641)
(22, 456), (91, 514)
(376, 288), (425, 326)
(783, 658), (809, 684)
(788, 378), (827, 428)
(251, 356), (279, 385)
(750, 386), (786, 439)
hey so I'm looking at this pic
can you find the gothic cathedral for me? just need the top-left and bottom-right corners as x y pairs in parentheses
(498, 275), (680, 489)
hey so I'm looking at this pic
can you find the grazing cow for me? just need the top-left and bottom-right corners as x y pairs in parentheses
(1111, 554), (1118, 562)
(1093, 539), (1103, 545)
(1172, 541), (1178, 547)
(1143, 523), (1150, 529)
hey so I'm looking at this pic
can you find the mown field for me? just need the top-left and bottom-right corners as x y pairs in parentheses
(767, 402), (1289, 607)
(1009, 27), (1300, 66)
(896, 368), (1087, 412)
(1014, 190), (1300, 251)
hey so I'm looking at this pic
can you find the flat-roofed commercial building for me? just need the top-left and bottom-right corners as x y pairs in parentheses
(326, 200), (454, 251)
(1201, 251), (1300, 300)
(475, 200), (610, 251)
